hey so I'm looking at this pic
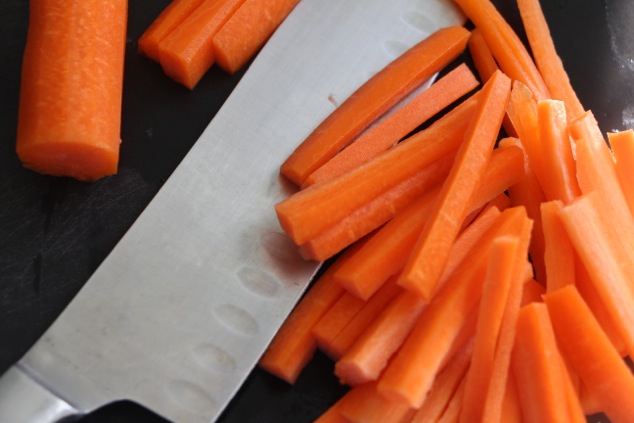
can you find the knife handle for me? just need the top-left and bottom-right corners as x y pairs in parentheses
(0, 365), (82, 423)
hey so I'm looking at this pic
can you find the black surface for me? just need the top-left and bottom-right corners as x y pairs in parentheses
(1, 0), (632, 422)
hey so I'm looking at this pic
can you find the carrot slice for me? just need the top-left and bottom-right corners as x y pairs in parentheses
(297, 153), (454, 262)
(459, 235), (520, 423)
(557, 191), (634, 358)
(516, 0), (585, 119)
(303, 63), (480, 187)
(211, 0), (301, 74)
(377, 206), (526, 408)
(544, 285), (634, 423)
(397, 70), (512, 300)
(258, 240), (367, 384)
(16, 0), (127, 181)
(453, 0), (550, 101)
(608, 129), (634, 218)
(275, 94), (478, 246)
(410, 339), (473, 423)
(540, 200), (575, 293)
(279, 26), (471, 186)
(157, 0), (246, 89)
(138, 0), (206, 62)
(511, 303), (574, 423)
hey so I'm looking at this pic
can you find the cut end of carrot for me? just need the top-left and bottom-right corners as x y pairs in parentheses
(17, 141), (120, 181)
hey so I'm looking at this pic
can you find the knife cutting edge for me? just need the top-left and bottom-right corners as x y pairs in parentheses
(0, 0), (464, 422)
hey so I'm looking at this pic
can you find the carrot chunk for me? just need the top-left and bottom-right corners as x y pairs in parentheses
(279, 26), (471, 186)
(16, 0), (128, 181)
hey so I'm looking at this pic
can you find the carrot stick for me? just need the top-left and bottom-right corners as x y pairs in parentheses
(334, 142), (522, 300)
(211, 0), (301, 74)
(557, 191), (634, 358)
(325, 275), (403, 361)
(138, 0), (206, 62)
(500, 374), (523, 423)
(377, 206), (526, 408)
(537, 99), (581, 203)
(338, 382), (413, 423)
(521, 278), (545, 306)
(498, 136), (548, 284)
(453, 0), (550, 101)
(258, 241), (366, 384)
(275, 94), (478, 246)
(544, 285), (634, 423)
(480, 215), (534, 423)
(410, 339), (473, 423)
(459, 235), (520, 423)
(313, 399), (350, 423)
(334, 290), (427, 387)
(516, 0), (585, 119)
(608, 129), (634, 218)
(511, 303), (571, 423)
(297, 153), (454, 262)
(303, 63), (480, 187)
(279, 26), (471, 186)
(397, 70), (512, 301)
(540, 200), (575, 293)
(156, 0), (246, 89)
(16, 0), (127, 181)
(468, 28), (498, 82)
(437, 376), (467, 423)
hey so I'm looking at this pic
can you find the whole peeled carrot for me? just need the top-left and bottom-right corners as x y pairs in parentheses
(16, 0), (128, 181)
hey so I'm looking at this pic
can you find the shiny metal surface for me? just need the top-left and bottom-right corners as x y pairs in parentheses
(0, 0), (464, 422)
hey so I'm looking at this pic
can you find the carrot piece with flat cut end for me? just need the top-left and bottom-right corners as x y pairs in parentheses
(557, 191), (634, 358)
(303, 63), (480, 187)
(459, 235), (520, 423)
(138, 0), (206, 62)
(157, 0), (246, 89)
(453, 0), (550, 101)
(540, 200), (575, 293)
(16, 0), (127, 181)
(544, 285), (634, 423)
(275, 94), (478, 247)
(521, 278), (545, 306)
(608, 129), (634, 218)
(211, 0), (300, 74)
(517, 0), (584, 119)
(338, 382), (413, 423)
(512, 303), (577, 423)
(397, 70), (511, 301)
(537, 99), (581, 203)
(279, 25), (471, 186)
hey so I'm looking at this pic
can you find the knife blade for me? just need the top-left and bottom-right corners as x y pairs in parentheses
(0, 0), (464, 422)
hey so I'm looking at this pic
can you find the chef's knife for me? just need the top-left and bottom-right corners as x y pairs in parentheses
(0, 0), (464, 422)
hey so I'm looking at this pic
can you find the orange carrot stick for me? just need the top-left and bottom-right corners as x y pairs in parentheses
(157, 0), (246, 89)
(608, 129), (634, 218)
(521, 278), (545, 306)
(500, 374), (523, 423)
(377, 206), (526, 408)
(313, 399), (349, 423)
(334, 290), (427, 387)
(410, 339), (473, 423)
(557, 191), (634, 358)
(279, 26), (471, 186)
(397, 70), (512, 300)
(468, 28), (498, 82)
(297, 153), (454, 262)
(544, 285), (634, 423)
(516, 0), (585, 119)
(211, 0), (301, 74)
(275, 94), (478, 246)
(540, 200), (575, 293)
(303, 63), (480, 187)
(453, 0), (550, 101)
(480, 215), (533, 423)
(459, 236), (520, 423)
(16, 0), (128, 181)
(138, 0), (206, 62)
(537, 99), (581, 203)
(258, 241), (367, 384)
(512, 303), (571, 423)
